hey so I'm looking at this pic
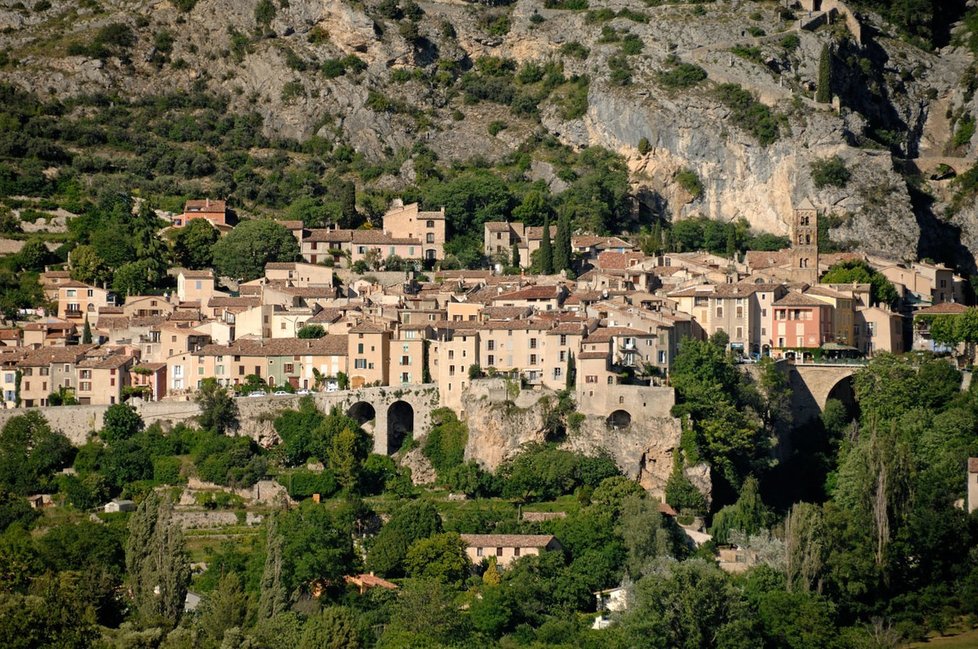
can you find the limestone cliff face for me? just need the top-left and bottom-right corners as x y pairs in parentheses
(461, 382), (684, 500)
(2, 0), (977, 264)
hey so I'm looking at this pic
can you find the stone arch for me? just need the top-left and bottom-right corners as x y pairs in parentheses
(824, 375), (856, 416)
(386, 400), (414, 454)
(348, 401), (376, 427)
(606, 409), (632, 430)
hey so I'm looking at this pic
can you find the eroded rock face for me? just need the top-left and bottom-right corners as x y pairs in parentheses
(2, 0), (976, 264)
(399, 446), (437, 485)
(461, 383), (686, 501)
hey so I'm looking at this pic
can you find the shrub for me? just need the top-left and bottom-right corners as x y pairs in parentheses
(714, 83), (781, 146)
(811, 156), (851, 188)
(254, 0), (276, 26)
(173, 0), (196, 10)
(608, 55), (632, 86)
(422, 408), (468, 476)
(560, 41), (589, 60)
(953, 114), (975, 148)
(488, 120), (507, 136)
(279, 469), (338, 499)
(780, 33), (800, 51)
(657, 61), (707, 88)
(638, 137), (651, 155)
(544, 0), (588, 9)
(674, 168), (703, 198)
(558, 76), (589, 119)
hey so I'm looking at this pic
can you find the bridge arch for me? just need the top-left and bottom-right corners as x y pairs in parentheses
(607, 409), (632, 430)
(386, 400), (414, 454)
(348, 401), (376, 427)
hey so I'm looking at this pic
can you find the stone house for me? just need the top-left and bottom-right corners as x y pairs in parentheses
(459, 534), (562, 568)
(381, 200), (446, 263)
(57, 281), (115, 326)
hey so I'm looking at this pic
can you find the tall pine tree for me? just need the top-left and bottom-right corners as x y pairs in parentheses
(539, 215), (554, 275)
(82, 315), (92, 344)
(554, 210), (572, 273)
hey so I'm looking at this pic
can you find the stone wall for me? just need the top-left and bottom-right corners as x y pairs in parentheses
(0, 384), (440, 453)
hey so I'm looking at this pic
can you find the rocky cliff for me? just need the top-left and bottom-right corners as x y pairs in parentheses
(2, 0), (976, 266)
(461, 381), (685, 500)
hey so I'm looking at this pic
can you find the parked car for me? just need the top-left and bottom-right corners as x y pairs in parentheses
(296, 389), (312, 395)
(325, 382), (339, 392)
(272, 390), (290, 396)
(247, 391), (266, 397)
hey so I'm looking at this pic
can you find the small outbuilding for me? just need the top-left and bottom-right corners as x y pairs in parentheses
(104, 499), (136, 513)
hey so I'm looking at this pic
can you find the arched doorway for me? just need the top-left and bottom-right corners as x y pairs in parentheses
(606, 409), (632, 430)
(387, 401), (414, 454)
(348, 402), (377, 427)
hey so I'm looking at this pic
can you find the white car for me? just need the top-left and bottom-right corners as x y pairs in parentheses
(296, 389), (311, 395)
(325, 382), (339, 392)
(273, 390), (290, 396)
(247, 391), (266, 398)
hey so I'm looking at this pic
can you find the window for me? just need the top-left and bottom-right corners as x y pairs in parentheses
(66, 289), (76, 298)
(239, 366), (245, 375)
(80, 381), (91, 391)
(449, 365), (455, 376)
(529, 338), (537, 349)
(716, 306), (723, 318)
(426, 233), (435, 243)
(529, 354), (537, 365)
(487, 354), (495, 366)
(198, 367), (204, 375)
(358, 343), (364, 354)
(586, 375), (598, 383)
(448, 350), (455, 360)
(409, 247), (415, 257)
(280, 322), (286, 330)
(560, 334), (567, 346)
(216, 365), (224, 375)
(355, 359), (367, 369)
(487, 340), (495, 351)
(195, 280), (202, 290)
(284, 363), (294, 373)
(658, 350), (666, 363)
(554, 367), (562, 378)
(736, 307), (743, 319)
(496, 547), (503, 556)
(559, 350), (566, 362)
(514, 547), (521, 557)
(401, 356), (410, 365)
(87, 289), (93, 298)
(426, 220), (434, 228)
(694, 296), (708, 307)
(476, 547), (484, 557)
(735, 327), (743, 339)
(401, 372), (410, 383)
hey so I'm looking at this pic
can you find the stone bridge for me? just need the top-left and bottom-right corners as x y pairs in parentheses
(0, 384), (440, 455)
(896, 156), (974, 178)
(787, 363), (860, 423)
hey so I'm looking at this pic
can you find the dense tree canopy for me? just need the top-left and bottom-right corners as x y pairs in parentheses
(211, 219), (300, 281)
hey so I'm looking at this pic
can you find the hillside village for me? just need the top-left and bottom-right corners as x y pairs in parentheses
(1, 197), (970, 411)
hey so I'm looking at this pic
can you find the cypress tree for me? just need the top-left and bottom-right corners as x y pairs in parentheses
(126, 491), (190, 628)
(82, 315), (92, 344)
(554, 210), (572, 273)
(511, 243), (520, 269)
(539, 215), (554, 275)
(258, 514), (288, 619)
(816, 44), (832, 103)
(566, 353), (576, 390)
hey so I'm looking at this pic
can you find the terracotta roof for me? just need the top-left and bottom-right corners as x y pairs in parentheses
(265, 262), (298, 270)
(773, 291), (830, 308)
(573, 235), (634, 250)
(344, 573), (398, 590)
(196, 336), (348, 358)
(169, 310), (202, 321)
(484, 221), (514, 232)
(578, 351), (610, 360)
(492, 285), (563, 302)
(59, 280), (93, 289)
(208, 297), (261, 308)
(595, 251), (647, 270)
(0, 329), (20, 340)
(459, 534), (558, 548)
(180, 270), (214, 279)
(914, 302), (969, 316)
(22, 321), (74, 331)
(17, 345), (96, 366)
(524, 225), (557, 240)
(277, 220), (304, 230)
(669, 283), (781, 298)
(183, 199), (226, 213)
(41, 270), (71, 280)
(79, 353), (134, 370)
(586, 327), (650, 342)
(481, 306), (531, 320)
(349, 322), (388, 334)
(133, 362), (166, 371)
(97, 316), (131, 329)
(307, 308), (348, 324)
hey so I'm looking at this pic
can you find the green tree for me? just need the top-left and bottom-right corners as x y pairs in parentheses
(82, 315), (92, 344)
(709, 475), (772, 544)
(198, 572), (247, 644)
(296, 324), (325, 339)
(0, 411), (73, 495)
(195, 378), (239, 434)
(170, 218), (220, 269)
(538, 214), (554, 274)
(404, 533), (470, 585)
(422, 408), (468, 477)
(258, 515), (288, 619)
(17, 239), (50, 272)
(101, 403), (144, 445)
(620, 494), (683, 578)
(211, 219), (300, 281)
(811, 156), (851, 188)
(383, 579), (469, 645)
(816, 44), (831, 103)
(254, 0), (276, 27)
(125, 491), (190, 628)
(68, 245), (110, 286)
(298, 606), (361, 649)
(366, 499), (442, 576)
(554, 209), (572, 272)
(327, 426), (366, 492)
(278, 501), (356, 597)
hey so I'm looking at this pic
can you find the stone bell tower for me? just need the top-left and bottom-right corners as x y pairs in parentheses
(791, 198), (819, 284)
